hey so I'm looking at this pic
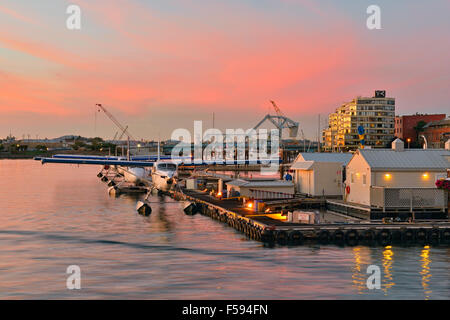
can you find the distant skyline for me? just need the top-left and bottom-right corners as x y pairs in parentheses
(1, 0), (449, 141)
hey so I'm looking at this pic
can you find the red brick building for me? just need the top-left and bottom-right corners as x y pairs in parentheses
(423, 118), (450, 148)
(394, 114), (446, 144)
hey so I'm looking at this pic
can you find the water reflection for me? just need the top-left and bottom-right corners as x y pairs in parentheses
(420, 246), (432, 300)
(0, 160), (449, 299)
(351, 247), (365, 294)
(382, 246), (395, 294)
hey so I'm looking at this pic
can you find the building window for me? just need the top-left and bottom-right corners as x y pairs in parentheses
(351, 173), (354, 183)
(363, 174), (366, 185)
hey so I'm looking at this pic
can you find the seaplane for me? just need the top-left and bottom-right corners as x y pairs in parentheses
(35, 153), (184, 193)
(34, 150), (282, 216)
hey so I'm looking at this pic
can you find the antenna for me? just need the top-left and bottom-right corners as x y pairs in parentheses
(157, 132), (161, 161)
(317, 114), (321, 153)
(127, 136), (131, 161)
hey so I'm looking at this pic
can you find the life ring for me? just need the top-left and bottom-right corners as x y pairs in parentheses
(276, 230), (288, 244)
(317, 230), (331, 244)
(416, 228), (427, 243)
(261, 229), (275, 243)
(377, 229), (392, 245)
(333, 229), (345, 242)
(346, 185), (350, 194)
(289, 231), (304, 245)
(441, 228), (450, 244)
(362, 229), (376, 242)
(345, 229), (359, 242)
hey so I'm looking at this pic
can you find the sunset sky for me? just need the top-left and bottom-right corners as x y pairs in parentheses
(0, 0), (449, 141)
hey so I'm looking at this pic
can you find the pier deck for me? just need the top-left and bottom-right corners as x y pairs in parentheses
(176, 189), (450, 246)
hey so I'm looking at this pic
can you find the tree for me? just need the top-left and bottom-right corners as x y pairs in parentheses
(413, 120), (427, 143)
(0, 144), (4, 151)
(72, 140), (86, 150)
(35, 145), (48, 152)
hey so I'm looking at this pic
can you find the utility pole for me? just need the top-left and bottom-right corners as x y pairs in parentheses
(301, 129), (306, 153)
(127, 137), (131, 161)
(317, 114), (321, 153)
(157, 132), (161, 161)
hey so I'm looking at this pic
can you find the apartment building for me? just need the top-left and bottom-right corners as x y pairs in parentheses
(323, 90), (395, 151)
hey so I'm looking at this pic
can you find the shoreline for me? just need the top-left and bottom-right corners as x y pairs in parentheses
(0, 151), (112, 160)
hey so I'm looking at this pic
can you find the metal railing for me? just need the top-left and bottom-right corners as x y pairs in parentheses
(249, 189), (294, 200)
(371, 187), (448, 211)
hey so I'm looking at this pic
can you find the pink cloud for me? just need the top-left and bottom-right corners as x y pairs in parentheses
(0, 0), (449, 139)
(0, 4), (37, 25)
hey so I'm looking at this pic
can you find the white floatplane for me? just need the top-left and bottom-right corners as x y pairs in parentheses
(34, 154), (182, 193)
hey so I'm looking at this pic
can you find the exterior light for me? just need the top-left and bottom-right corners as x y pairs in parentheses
(384, 173), (392, 180)
(137, 144), (141, 148)
(406, 138), (411, 143)
(422, 173), (429, 180)
(217, 192), (222, 197)
(247, 202), (253, 209)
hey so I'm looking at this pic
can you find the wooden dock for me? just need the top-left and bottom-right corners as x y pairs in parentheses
(174, 189), (450, 246)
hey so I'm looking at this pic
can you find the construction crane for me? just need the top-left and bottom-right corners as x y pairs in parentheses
(117, 126), (129, 141)
(95, 104), (136, 141)
(111, 126), (129, 143)
(253, 100), (299, 141)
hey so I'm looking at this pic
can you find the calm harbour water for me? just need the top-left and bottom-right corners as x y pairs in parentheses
(0, 159), (448, 299)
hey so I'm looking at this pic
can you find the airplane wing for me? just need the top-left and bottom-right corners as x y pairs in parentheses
(177, 158), (282, 166)
(35, 157), (155, 167)
(52, 154), (191, 161)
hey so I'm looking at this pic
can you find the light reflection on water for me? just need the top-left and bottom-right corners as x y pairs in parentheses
(0, 160), (449, 299)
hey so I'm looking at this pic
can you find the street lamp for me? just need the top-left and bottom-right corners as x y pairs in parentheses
(407, 138), (411, 148)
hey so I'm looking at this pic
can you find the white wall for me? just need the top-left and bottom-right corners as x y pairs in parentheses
(294, 162), (344, 196)
(372, 171), (444, 188)
(346, 153), (371, 205)
(295, 170), (313, 195)
(313, 162), (344, 196)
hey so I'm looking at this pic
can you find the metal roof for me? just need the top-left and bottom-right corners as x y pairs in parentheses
(358, 149), (450, 170)
(423, 118), (450, 128)
(296, 152), (353, 165)
(290, 161), (315, 170)
(227, 179), (294, 188)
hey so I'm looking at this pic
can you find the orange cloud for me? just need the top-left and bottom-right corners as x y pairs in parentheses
(1, 0), (449, 139)
(0, 5), (36, 25)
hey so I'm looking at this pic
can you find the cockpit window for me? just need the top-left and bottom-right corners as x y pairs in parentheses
(157, 163), (177, 170)
(166, 164), (177, 170)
